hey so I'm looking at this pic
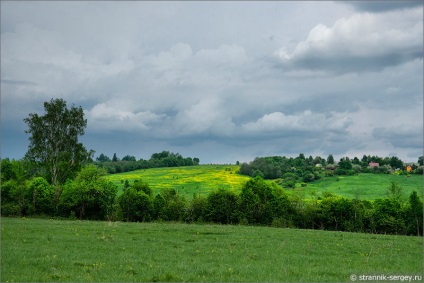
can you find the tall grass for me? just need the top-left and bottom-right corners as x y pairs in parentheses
(2, 217), (422, 282)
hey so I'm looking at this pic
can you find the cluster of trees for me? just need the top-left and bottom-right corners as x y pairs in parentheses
(95, 151), (200, 174)
(2, 98), (423, 238)
(2, 166), (422, 236)
(239, 154), (423, 185)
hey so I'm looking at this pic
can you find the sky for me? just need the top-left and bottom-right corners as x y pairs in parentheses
(1, 1), (423, 164)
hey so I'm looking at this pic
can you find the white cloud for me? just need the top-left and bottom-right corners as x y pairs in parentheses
(85, 103), (165, 132)
(275, 7), (423, 73)
(242, 111), (352, 134)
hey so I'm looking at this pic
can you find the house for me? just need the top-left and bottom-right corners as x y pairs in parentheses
(369, 162), (379, 167)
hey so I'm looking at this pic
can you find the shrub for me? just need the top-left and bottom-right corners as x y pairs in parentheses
(205, 188), (239, 224)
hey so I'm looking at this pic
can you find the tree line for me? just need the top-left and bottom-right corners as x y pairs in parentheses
(94, 151), (200, 174)
(1, 98), (423, 237)
(239, 154), (423, 186)
(1, 165), (422, 236)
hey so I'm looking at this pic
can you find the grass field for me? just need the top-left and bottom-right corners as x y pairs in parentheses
(104, 165), (251, 197)
(104, 165), (423, 200)
(292, 173), (423, 201)
(1, 217), (423, 282)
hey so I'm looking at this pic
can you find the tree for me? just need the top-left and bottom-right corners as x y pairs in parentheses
(112, 153), (118, 162)
(389, 156), (403, 170)
(406, 191), (423, 236)
(122, 155), (136, 162)
(59, 165), (117, 220)
(205, 188), (239, 224)
(26, 177), (54, 215)
(418, 156), (423, 166)
(96, 153), (111, 162)
(24, 98), (91, 185)
(327, 154), (334, 165)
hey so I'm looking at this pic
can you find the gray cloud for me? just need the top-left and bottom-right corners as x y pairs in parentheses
(342, 1), (423, 12)
(275, 7), (423, 74)
(1, 1), (422, 163)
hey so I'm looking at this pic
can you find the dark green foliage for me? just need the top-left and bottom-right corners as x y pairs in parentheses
(1, 158), (16, 182)
(185, 194), (207, 223)
(26, 177), (54, 215)
(240, 177), (276, 225)
(405, 191), (423, 236)
(58, 165), (117, 220)
(96, 153), (111, 162)
(152, 194), (166, 220)
(160, 189), (187, 221)
(122, 155), (137, 162)
(119, 188), (152, 222)
(372, 198), (405, 234)
(205, 188), (239, 224)
(132, 179), (152, 196)
(95, 151), (199, 174)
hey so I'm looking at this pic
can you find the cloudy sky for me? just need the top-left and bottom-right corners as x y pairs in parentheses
(1, 1), (423, 164)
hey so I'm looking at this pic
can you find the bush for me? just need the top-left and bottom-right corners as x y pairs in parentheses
(119, 188), (152, 222)
(1, 203), (21, 216)
(205, 188), (239, 224)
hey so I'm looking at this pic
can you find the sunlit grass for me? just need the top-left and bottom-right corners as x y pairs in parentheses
(2, 217), (422, 282)
(103, 165), (250, 197)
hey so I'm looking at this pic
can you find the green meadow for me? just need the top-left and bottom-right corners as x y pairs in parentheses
(1, 217), (423, 282)
(104, 165), (251, 197)
(293, 173), (423, 200)
(104, 165), (423, 200)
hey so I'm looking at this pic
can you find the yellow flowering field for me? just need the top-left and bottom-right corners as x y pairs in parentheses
(103, 165), (251, 197)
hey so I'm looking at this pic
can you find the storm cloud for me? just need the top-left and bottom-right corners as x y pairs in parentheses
(1, 1), (422, 164)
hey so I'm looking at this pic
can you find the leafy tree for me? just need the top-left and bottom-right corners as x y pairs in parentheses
(119, 188), (152, 222)
(26, 177), (54, 215)
(59, 165), (117, 220)
(185, 194), (207, 223)
(193, 157), (200, 165)
(112, 153), (118, 162)
(327, 154), (334, 165)
(1, 158), (16, 182)
(160, 189), (187, 221)
(205, 188), (239, 224)
(418, 156), (423, 166)
(372, 198), (405, 234)
(122, 155), (136, 162)
(406, 191), (423, 236)
(96, 153), (111, 162)
(239, 177), (277, 225)
(389, 156), (403, 169)
(152, 194), (166, 220)
(132, 179), (152, 196)
(23, 98), (91, 185)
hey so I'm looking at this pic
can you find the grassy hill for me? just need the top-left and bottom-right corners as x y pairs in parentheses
(104, 165), (423, 200)
(291, 173), (423, 201)
(104, 165), (251, 197)
(2, 217), (422, 282)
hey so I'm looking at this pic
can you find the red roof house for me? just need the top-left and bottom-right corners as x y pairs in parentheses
(369, 162), (379, 167)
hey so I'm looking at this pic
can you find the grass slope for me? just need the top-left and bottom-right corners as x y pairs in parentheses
(292, 173), (423, 200)
(105, 165), (422, 200)
(104, 165), (251, 197)
(1, 217), (422, 282)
